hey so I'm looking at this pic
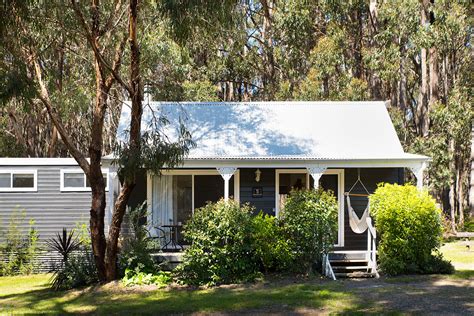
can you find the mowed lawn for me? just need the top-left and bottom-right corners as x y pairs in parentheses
(1, 241), (473, 315)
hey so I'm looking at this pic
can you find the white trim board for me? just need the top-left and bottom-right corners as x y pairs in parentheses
(172, 158), (429, 169)
(0, 158), (85, 166)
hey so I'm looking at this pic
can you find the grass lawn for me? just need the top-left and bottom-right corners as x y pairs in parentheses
(1, 241), (473, 315)
(441, 239), (474, 270)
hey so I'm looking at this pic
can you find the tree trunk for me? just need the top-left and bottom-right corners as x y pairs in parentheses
(457, 164), (465, 227)
(261, 0), (275, 99)
(428, 1), (439, 106)
(449, 138), (457, 232)
(105, 182), (134, 281)
(399, 37), (408, 112)
(352, 7), (363, 79)
(88, 80), (109, 281)
(416, 0), (430, 137)
(104, 0), (142, 281)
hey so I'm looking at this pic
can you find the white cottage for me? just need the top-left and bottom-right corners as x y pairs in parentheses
(0, 101), (429, 277)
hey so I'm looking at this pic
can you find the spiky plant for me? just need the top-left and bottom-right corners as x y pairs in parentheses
(47, 228), (81, 263)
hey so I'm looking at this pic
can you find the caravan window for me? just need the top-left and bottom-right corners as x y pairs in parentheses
(0, 170), (37, 192)
(61, 169), (108, 192)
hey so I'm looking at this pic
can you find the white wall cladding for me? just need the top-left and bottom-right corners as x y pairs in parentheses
(0, 166), (110, 245)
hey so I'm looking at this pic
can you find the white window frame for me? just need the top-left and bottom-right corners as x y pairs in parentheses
(0, 169), (37, 192)
(60, 169), (109, 192)
(275, 168), (345, 247)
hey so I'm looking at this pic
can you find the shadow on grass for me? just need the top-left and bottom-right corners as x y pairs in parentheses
(1, 275), (473, 315)
(0, 281), (362, 314)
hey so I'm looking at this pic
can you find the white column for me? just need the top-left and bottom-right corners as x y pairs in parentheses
(307, 166), (327, 189)
(217, 167), (237, 201)
(409, 162), (427, 190)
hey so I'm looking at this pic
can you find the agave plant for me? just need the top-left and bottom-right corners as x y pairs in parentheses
(47, 228), (81, 263)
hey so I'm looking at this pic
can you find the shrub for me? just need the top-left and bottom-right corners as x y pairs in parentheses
(118, 203), (158, 276)
(370, 183), (454, 275)
(122, 267), (171, 287)
(47, 228), (81, 263)
(49, 227), (98, 290)
(0, 210), (39, 275)
(280, 189), (338, 274)
(175, 200), (259, 286)
(50, 248), (98, 291)
(251, 212), (293, 272)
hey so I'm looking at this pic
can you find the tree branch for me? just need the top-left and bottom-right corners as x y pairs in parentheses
(30, 52), (90, 174)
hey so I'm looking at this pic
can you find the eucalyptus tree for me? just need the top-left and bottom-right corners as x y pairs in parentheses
(0, 0), (239, 281)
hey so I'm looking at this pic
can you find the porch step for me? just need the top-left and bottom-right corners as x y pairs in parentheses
(334, 271), (377, 278)
(151, 252), (184, 270)
(332, 265), (369, 270)
(330, 259), (367, 263)
(328, 251), (377, 279)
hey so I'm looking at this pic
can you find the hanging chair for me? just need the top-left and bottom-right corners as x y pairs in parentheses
(345, 169), (370, 234)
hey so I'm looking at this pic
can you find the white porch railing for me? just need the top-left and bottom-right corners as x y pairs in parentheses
(322, 253), (336, 280)
(366, 216), (379, 278)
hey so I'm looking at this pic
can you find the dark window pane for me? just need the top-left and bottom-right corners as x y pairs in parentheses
(319, 174), (338, 198)
(0, 173), (11, 188)
(12, 173), (34, 188)
(279, 173), (306, 194)
(64, 173), (84, 187)
(173, 175), (192, 225)
(194, 175), (224, 209)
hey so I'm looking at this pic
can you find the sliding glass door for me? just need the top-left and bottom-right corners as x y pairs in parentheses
(151, 171), (238, 228)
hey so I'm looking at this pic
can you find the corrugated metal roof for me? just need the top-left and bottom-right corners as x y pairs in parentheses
(116, 101), (428, 161)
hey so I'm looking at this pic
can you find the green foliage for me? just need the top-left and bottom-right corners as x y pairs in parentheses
(74, 221), (91, 247)
(251, 212), (293, 272)
(175, 200), (260, 286)
(182, 80), (219, 101)
(50, 248), (98, 291)
(463, 217), (474, 232)
(122, 267), (172, 288)
(113, 119), (194, 185)
(0, 210), (39, 276)
(280, 189), (338, 274)
(46, 228), (81, 263)
(159, 0), (239, 44)
(48, 226), (97, 291)
(119, 203), (158, 276)
(370, 183), (454, 275)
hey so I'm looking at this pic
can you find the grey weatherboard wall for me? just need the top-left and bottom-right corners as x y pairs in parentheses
(0, 166), (111, 245)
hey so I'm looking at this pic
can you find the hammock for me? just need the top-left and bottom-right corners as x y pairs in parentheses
(345, 169), (370, 234)
(346, 195), (369, 234)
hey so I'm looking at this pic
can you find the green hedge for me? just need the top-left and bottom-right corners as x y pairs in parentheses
(370, 184), (454, 275)
(175, 200), (259, 285)
(280, 189), (338, 273)
(176, 189), (338, 285)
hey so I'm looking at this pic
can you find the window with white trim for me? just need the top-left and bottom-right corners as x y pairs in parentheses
(60, 169), (108, 192)
(0, 170), (37, 192)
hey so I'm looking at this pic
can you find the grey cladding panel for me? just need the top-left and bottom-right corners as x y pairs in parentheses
(0, 166), (108, 245)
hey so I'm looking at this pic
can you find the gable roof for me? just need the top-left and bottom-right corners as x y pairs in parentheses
(116, 101), (427, 161)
